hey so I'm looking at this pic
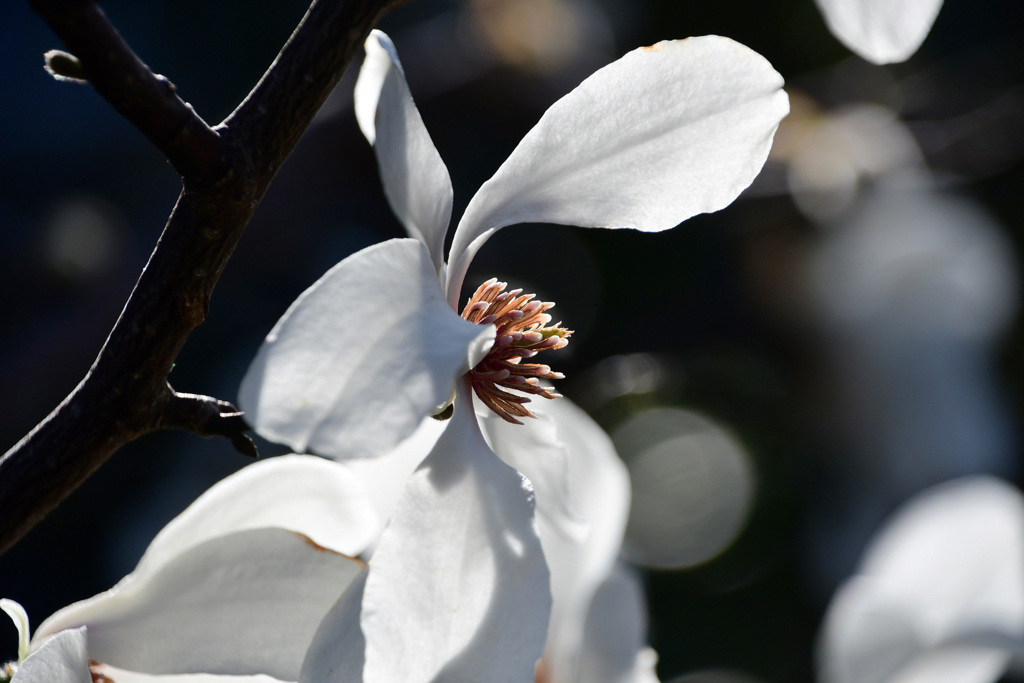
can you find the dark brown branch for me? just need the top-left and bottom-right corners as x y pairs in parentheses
(0, 0), (399, 556)
(160, 392), (257, 458)
(160, 391), (248, 439)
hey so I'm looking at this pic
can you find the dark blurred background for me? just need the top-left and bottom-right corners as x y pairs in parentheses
(2, 0), (1023, 681)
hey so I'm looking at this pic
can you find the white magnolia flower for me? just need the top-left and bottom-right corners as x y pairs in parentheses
(3, 456), (376, 683)
(813, 0), (943, 64)
(300, 395), (659, 683)
(240, 28), (788, 682)
(818, 476), (1024, 683)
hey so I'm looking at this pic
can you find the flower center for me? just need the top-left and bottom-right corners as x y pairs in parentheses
(461, 278), (572, 424)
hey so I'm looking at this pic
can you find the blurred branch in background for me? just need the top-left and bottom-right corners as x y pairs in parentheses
(0, 0), (401, 556)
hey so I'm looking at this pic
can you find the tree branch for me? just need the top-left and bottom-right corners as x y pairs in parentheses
(0, 0), (400, 556)
(31, 0), (227, 180)
(160, 392), (257, 458)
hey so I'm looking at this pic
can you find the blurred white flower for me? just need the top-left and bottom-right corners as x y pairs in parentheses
(818, 476), (1024, 683)
(802, 176), (1020, 587)
(812, 184), (1018, 342)
(240, 28), (787, 683)
(468, 0), (614, 74)
(3, 456), (373, 683)
(772, 99), (927, 221)
(813, 0), (943, 64)
(812, 183), (1017, 491)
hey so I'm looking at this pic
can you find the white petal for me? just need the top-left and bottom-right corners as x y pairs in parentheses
(340, 417), (445, 542)
(477, 399), (586, 544)
(1, 598), (30, 663)
(820, 576), (927, 683)
(89, 663), (289, 683)
(136, 455), (380, 577)
(527, 399), (632, 683)
(34, 529), (364, 681)
(307, 386), (551, 682)
(298, 572), (369, 683)
(883, 649), (1012, 683)
(818, 576), (1014, 683)
(628, 649), (662, 683)
(355, 30), (453, 270)
(239, 238), (495, 459)
(445, 36), (789, 304)
(15, 628), (90, 683)
(814, 0), (943, 64)
(818, 476), (1024, 683)
(860, 477), (1024, 641)
(573, 566), (653, 683)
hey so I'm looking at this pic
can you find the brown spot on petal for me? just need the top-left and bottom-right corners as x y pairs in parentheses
(535, 659), (552, 683)
(89, 660), (115, 683)
(301, 534), (330, 552)
(292, 532), (366, 567)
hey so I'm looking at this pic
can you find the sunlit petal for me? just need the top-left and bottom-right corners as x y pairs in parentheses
(340, 416), (445, 545)
(574, 566), (654, 683)
(89, 663), (289, 683)
(34, 529), (363, 681)
(477, 399), (586, 544)
(298, 570), (369, 683)
(530, 398), (632, 683)
(819, 476), (1024, 683)
(1, 598), (30, 663)
(342, 387), (550, 682)
(446, 35), (788, 304)
(135, 455), (380, 576)
(239, 239), (494, 459)
(15, 628), (90, 683)
(814, 0), (943, 64)
(355, 30), (453, 270)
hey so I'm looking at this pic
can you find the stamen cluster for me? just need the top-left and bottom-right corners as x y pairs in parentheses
(461, 278), (572, 424)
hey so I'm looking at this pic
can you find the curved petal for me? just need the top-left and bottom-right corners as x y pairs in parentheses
(818, 576), (1015, 683)
(813, 0), (943, 64)
(574, 566), (655, 683)
(305, 383), (551, 683)
(531, 399), (632, 683)
(446, 36), (789, 305)
(355, 30), (453, 270)
(1, 598), (30, 663)
(299, 571), (369, 683)
(239, 238), (495, 459)
(340, 416), (445, 544)
(135, 455), (380, 577)
(477, 399), (586, 544)
(89, 663), (289, 683)
(818, 477), (1024, 683)
(819, 576), (926, 683)
(34, 529), (364, 681)
(15, 628), (90, 683)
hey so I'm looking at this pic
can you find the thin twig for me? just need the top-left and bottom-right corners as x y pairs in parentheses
(0, 0), (399, 556)
(30, 0), (227, 180)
